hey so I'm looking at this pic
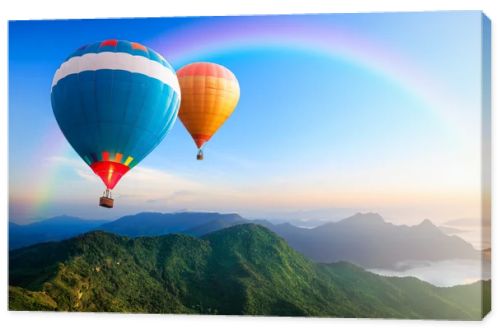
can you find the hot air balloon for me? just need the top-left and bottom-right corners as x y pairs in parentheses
(176, 62), (240, 160)
(51, 40), (181, 208)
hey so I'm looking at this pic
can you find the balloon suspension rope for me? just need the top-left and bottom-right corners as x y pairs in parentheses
(197, 148), (204, 161)
(104, 188), (112, 198)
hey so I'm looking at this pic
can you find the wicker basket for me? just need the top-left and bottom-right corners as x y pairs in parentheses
(99, 196), (114, 208)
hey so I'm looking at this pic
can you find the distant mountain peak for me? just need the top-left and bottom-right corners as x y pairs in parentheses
(33, 215), (109, 225)
(125, 211), (242, 219)
(42, 215), (78, 221)
(354, 212), (384, 219)
(416, 219), (438, 230)
(341, 212), (386, 225)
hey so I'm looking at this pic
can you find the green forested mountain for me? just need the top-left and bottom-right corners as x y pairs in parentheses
(9, 224), (489, 319)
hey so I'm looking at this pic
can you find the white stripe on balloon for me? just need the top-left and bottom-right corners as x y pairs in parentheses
(51, 52), (181, 95)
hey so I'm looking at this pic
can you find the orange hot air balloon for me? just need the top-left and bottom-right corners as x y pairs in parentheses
(177, 62), (240, 160)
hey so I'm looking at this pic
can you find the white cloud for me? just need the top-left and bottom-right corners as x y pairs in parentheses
(116, 166), (203, 204)
(45, 155), (97, 182)
(37, 156), (208, 208)
(45, 155), (83, 167)
(74, 169), (98, 182)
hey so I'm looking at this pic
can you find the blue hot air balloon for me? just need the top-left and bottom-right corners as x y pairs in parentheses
(51, 40), (181, 208)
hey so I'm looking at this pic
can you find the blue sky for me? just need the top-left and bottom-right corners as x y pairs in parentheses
(9, 12), (488, 225)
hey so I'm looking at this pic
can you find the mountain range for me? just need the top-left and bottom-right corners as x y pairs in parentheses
(267, 213), (479, 268)
(9, 215), (107, 250)
(9, 224), (490, 319)
(9, 212), (480, 269)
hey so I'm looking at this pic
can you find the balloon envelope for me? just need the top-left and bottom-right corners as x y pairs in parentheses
(176, 62), (239, 151)
(51, 40), (180, 189)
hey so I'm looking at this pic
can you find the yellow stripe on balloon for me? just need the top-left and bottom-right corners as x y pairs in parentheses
(124, 156), (134, 166)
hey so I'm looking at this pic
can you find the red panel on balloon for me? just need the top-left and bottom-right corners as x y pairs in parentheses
(192, 134), (211, 148)
(100, 39), (118, 47)
(90, 161), (130, 190)
(177, 62), (237, 81)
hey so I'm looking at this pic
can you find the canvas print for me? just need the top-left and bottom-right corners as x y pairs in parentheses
(8, 11), (491, 319)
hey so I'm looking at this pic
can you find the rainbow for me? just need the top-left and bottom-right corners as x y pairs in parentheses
(23, 124), (69, 220)
(27, 15), (467, 218)
(148, 15), (468, 134)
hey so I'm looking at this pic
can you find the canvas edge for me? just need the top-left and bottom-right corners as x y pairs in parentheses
(480, 11), (492, 320)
